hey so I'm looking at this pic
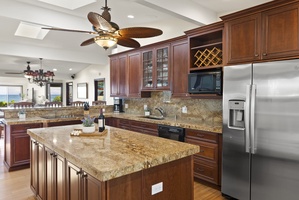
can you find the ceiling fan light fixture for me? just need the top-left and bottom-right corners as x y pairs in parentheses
(94, 35), (117, 50)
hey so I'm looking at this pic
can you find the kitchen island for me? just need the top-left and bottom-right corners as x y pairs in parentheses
(27, 124), (199, 200)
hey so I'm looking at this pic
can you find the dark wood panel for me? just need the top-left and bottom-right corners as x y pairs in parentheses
(225, 13), (261, 64)
(118, 55), (128, 97)
(186, 139), (218, 163)
(185, 129), (218, 143)
(194, 158), (218, 185)
(56, 154), (66, 200)
(84, 173), (106, 200)
(107, 171), (142, 200)
(45, 147), (54, 200)
(128, 52), (141, 97)
(171, 38), (189, 98)
(47, 120), (81, 127)
(262, 2), (299, 59)
(66, 161), (81, 200)
(143, 156), (194, 200)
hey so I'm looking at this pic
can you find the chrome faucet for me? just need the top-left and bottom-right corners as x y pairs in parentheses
(155, 107), (165, 117)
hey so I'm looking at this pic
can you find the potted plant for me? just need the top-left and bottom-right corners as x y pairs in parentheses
(18, 109), (26, 119)
(81, 115), (95, 133)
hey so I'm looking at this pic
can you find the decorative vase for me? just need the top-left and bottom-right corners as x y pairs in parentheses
(82, 125), (95, 133)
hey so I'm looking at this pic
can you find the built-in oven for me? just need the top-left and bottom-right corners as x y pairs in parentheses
(158, 124), (185, 142)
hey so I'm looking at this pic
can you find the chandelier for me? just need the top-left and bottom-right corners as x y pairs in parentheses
(94, 34), (117, 50)
(24, 58), (55, 87)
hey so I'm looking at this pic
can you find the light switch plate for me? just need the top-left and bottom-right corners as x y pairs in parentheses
(125, 104), (128, 109)
(151, 182), (163, 195)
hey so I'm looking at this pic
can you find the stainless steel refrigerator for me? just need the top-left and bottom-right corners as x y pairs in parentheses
(222, 60), (299, 200)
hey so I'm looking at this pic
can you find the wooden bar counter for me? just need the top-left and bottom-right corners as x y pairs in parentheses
(27, 125), (199, 200)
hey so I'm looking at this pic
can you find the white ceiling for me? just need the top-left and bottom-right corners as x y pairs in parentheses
(0, 0), (272, 80)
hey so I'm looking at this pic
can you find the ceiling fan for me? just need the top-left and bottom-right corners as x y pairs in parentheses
(42, 0), (163, 50)
(4, 62), (31, 75)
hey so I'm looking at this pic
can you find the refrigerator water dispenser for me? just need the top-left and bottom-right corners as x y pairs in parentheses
(228, 100), (245, 129)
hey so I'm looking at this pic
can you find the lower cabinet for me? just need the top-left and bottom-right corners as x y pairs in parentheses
(185, 129), (221, 186)
(44, 146), (66, 200)
(5, 123), (43, 171)
(67, 161), (105, 200)
(118, 118), (158, 136)
(46, 119), (82, 127)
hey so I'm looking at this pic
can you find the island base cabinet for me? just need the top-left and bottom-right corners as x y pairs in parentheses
(44, 147), (66, 200)
(31, 139), (194, 200)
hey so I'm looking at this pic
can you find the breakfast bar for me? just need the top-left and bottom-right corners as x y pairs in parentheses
(27, 124), (199, 200)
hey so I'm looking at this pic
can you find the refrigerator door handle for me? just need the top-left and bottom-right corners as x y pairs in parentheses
(250, 84), (256, 154)
(245, 85), (251, 153)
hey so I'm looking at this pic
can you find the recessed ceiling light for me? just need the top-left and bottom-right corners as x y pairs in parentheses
(127, 15), (134, 19)
(53, 68), (57, 71)
(69, 68), (73, 71)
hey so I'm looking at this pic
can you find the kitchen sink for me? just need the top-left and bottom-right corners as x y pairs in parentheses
(139, 115), (164, 120)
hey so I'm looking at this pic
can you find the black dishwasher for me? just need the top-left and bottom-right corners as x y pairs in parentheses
(158, 124), (185, 142)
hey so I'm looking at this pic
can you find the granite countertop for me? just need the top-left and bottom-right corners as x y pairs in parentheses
(27, 125), (199, 182)
(110, 113), (222, 133)
(3, 112), (222, 133)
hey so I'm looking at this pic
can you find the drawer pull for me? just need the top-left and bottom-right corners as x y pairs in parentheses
(197, 134), (205, 137)
(82, 174), (88, 178)
(76, 171), (81, 175)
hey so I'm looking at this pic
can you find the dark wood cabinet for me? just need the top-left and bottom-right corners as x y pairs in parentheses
(44, 147), (66, 200)
(46, 119), (81, 127)
(223, 1), (299, 64)
(117, 118), (158, 136)
(66, 161), (105, 200)
(127, 52), (142, 97)
(142, 45), (170, 91)
(4, 123), (43, 171)
(30, 139), (45, 200)
(185, 129), (221, 185)
(105, 117), (118, 127)
(224, 13), (261, 64)
(110, 54), (127, 97)
(170, 37), (189, 98)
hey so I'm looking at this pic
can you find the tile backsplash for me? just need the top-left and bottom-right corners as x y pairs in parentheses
(124, 91), (222, 124)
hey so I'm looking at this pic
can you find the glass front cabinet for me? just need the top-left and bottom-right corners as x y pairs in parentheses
(142, 45), (170, 90)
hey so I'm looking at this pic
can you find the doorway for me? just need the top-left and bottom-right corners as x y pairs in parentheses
(66, 82), (73, 106)
(94, 79), (105, 101)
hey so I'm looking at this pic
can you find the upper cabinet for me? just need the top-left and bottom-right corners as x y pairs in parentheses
(186, 22), (224, 71)
(170, 37), (189, 98)
(127, 52), (142, 97)
(110, 54), (127, 97)
(142, 44), (170, 91)
(222, 0), (299, 64)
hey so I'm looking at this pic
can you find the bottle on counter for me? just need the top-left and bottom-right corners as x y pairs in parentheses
(83, 102), (90, 116)
(98, 108), (105, 132)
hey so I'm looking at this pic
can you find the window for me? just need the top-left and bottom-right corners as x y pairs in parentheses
(46, 83), (62, 102)
(0, 85), (23, 107)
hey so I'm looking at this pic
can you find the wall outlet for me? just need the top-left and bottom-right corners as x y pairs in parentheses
(125, 104), (128, 109)
(144, 104), (148, 110)
(151, 182), (163, 195)
(182, 106), (187, 113)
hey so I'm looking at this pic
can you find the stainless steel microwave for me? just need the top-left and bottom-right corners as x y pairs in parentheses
(188, 70), (222, 94)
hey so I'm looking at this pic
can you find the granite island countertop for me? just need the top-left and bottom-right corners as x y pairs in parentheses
(27, 125), (199, 182)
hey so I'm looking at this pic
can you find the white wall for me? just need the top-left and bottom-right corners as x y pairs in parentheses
(65, 61), (113, 106)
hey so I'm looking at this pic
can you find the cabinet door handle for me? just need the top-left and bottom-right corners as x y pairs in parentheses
(82, 174), (88, 178)
(263, 53), (267, 56)
(53, 154), (57, 158)
(76, 171), (81, 175)
(255, 54), (259, 57)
